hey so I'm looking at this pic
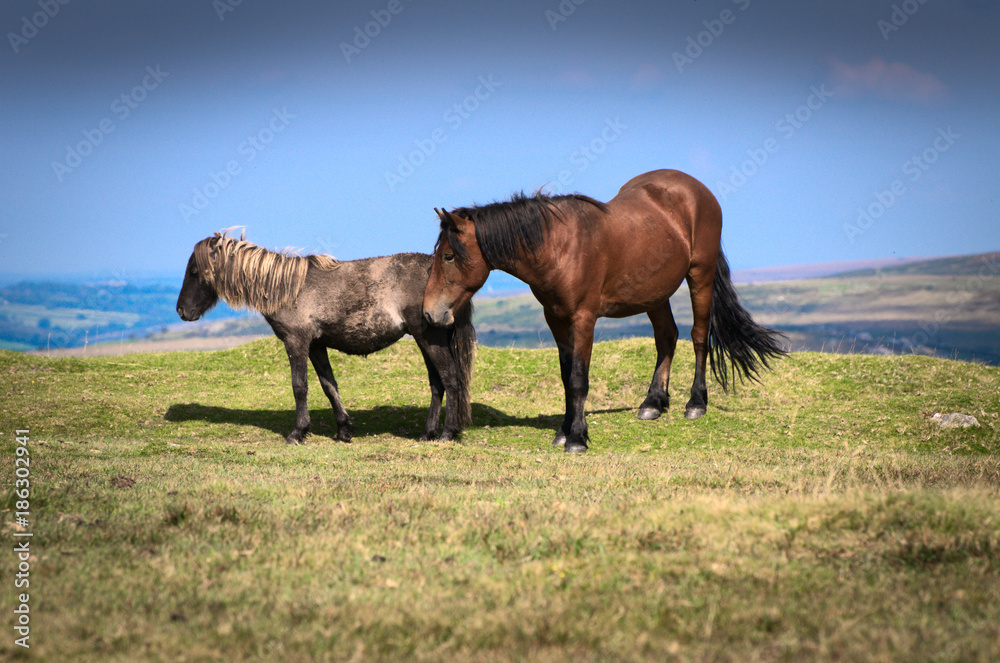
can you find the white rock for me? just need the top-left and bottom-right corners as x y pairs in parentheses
(931, 413), (980, 429)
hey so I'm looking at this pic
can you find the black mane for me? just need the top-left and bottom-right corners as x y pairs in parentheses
(442, 191), (607, 270)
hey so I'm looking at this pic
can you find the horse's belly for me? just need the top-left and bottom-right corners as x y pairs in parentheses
(600, 270), (684, 318)
(321, 310), (408, 356)
(600, 301), (660, 318)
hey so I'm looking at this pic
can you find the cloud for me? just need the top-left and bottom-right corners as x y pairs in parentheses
(828, 57), (949, 105)
(629, 63), (664, 91)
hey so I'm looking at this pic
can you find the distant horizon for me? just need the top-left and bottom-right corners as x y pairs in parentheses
(2, 248), (995, 291)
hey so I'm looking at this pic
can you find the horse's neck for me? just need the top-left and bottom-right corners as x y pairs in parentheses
(495, 250), (551, 292)
(214, 250), (297, 314)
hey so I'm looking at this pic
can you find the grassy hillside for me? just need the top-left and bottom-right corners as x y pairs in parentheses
(475, 251), (1000, 364)
(837, 251), (1000, 278)
(2, 338), (998, 661)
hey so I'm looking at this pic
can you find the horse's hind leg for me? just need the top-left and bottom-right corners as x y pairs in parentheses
(309, 343), (354, 442)
(638, 301), (679, 420)
(685, 268), (715, 419)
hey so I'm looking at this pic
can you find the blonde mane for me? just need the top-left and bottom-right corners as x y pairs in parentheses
(193, 228), (338, 316)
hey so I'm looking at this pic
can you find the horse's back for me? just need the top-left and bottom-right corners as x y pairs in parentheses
(286, 252), (433, 355)
(611, 169), (720, 223)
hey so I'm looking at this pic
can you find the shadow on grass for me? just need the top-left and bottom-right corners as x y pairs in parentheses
(163, 401), (633, 441)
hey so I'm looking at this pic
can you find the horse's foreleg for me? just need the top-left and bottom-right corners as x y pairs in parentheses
(415, 342), (446, 441)
(685, 271), (714, 419)
(414, 323), (469, 441)
(309, 344), (353, 442)
(284, 340), (311, 444)
(638, 302), (679, 420)
(547, 311), (594, 453)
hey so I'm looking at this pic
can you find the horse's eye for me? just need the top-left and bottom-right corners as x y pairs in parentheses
(443, 253), (455, 263)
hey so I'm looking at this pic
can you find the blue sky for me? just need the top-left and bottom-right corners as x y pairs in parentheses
(2, 0), (998, 283)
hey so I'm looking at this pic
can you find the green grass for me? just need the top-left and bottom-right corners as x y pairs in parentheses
(2, 338), (999, 661)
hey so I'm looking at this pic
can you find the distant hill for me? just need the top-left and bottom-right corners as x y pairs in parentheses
(0, 279), (255, 352)
(834, 251), (1000, 278)
(731, 256), (937, 283)
(4, 251), (998, 364)
(473, 250), (1000, 365)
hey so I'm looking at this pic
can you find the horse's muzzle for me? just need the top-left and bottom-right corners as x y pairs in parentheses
(423, 307), (453, 328)
(176, 305), (200, 322)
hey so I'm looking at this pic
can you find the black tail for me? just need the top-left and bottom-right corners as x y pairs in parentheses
(708, 251), (787, 391)
(449, 300), (476, 427)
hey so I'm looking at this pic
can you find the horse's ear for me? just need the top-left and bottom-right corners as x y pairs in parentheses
(436, 208), (464, 233)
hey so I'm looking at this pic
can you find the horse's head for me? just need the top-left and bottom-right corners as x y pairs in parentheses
(423, 209), (490, 327)
(176, 237), (220, 321)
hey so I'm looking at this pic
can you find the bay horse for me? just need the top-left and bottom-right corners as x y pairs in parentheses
(423, 169), (785, 453)
(176, 229), (475, 444)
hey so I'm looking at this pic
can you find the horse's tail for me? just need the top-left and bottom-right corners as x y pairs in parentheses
(708, 250), (787, 391)
(449, 300), (476, 427)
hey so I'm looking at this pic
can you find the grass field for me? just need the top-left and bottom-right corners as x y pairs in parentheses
(2, 338), (999, 661)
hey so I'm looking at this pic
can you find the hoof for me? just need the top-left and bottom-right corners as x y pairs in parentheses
(564, 442), (588, 454)
(337, 423), (354, 443)
(285, 436), (302, 445)
(684, 407), (706, 420)
(552, 431), (567, 447)
(439, 430), (458, 442)
(637, 407), (661, 421)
